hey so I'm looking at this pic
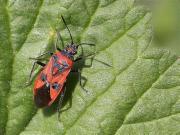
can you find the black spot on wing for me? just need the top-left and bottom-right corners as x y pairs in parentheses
(52, 54), (59, 61)
(34, 84), (51, 108)
(52, 82), (59, 90)
(41, 73), (47, 82)
(52, 82), (62, 91)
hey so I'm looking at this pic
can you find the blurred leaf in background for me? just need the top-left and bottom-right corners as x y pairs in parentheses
(135, 0), (180, 55)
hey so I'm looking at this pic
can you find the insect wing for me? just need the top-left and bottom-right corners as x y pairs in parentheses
(47, 52), (73, 105)
(34, 83), (51, 107)
(48, 68), (71, 106)
(33, 61), (53, 107)
(33, 51), (73, 107)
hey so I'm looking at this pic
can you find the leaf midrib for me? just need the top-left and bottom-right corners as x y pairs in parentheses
(4, 1), (44, 135)
(1, 3), (14, 135)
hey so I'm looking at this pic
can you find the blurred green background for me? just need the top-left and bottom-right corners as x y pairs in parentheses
(136, 0), (180, 55)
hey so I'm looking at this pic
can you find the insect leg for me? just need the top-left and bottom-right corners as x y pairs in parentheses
(71, 69), (88, 93)
(74, 53), (96, 62)
(26, 61), (46, 86)
(36, 61), (46, 67)
(57, 84), (66, 121)
(74, 54), (95, 68)
(78, 71), (88, 93)
(74, 54), (112, 67)
(74, 57), (82, 62)
(29, 51), (53, 60)
(57, 47), (62, 52)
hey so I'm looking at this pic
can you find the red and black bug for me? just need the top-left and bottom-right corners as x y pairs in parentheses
(26, 16), (95, 116)
(27, 16), (110, 119)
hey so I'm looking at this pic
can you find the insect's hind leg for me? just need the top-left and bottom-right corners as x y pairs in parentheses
(57, 84), (67, 121)
(25, 61), (46, 86)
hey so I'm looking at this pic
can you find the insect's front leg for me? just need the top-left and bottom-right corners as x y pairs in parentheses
(74, 54), (94, 68)
(71, 69), (88, 93)
(25, 61), (46, 86)
(74, 53), (95, 62)
(74, 54), (112, 67)
(29, 51), (53, 61)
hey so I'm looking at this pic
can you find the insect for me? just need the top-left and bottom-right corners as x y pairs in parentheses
(27, 16), (110, 119)
(26, 16), (96, 117)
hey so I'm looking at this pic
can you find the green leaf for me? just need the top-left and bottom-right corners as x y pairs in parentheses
(0, 0), (179, 135)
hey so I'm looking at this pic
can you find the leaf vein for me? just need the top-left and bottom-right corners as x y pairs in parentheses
(123, 112), (180, 125)
(3, 2), (13, 135)
(64, 53), (138, 134)
(16, 0), (44, 52)
(5, 1), (44, 135)
(114, 58), (178, 134)
(80, 0), (100, 41)
(64, 11), (149, 134)
(96, 12), (148, 54)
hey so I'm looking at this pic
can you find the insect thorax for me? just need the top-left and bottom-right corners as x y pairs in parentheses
(61, 44), (78, 59)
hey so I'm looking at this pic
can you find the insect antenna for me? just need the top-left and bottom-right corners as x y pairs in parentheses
(61, 15), (74, 44)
